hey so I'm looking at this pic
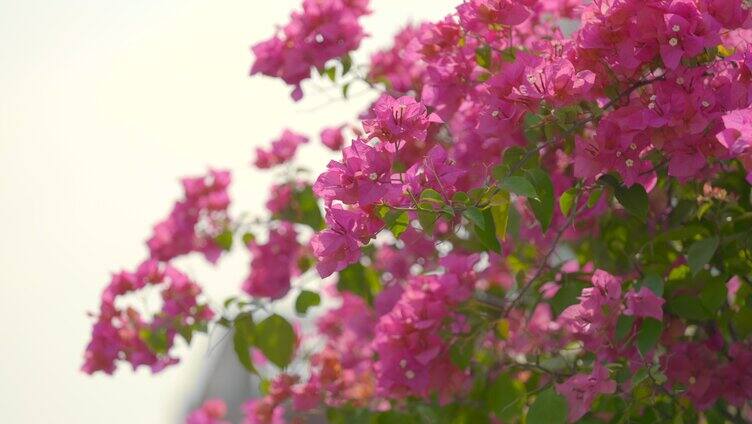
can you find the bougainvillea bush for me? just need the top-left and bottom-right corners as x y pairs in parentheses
(83, 0), (752, 422)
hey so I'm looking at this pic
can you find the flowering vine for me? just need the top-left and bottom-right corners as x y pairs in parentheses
(84, 0), (752, 422)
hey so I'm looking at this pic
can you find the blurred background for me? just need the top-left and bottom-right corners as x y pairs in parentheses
(0, 0), (458, 422)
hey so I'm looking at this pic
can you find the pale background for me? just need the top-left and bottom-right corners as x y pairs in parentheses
(0, 0), (458, 422)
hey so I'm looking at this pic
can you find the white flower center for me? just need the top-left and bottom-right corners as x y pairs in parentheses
(625, 159), (634, 168)
(669, 38), (679, 47)
(676, 77), (684, 84)
(405, 370), (415, 380)
(672, 25), (680, 32)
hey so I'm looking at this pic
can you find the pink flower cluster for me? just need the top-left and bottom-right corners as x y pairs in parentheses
(86, 0), (752, 421)
(265, 183), (295, 215)
(254, 130), (309, 169)
(311, 94), (454, 277)
(242, 222), (302, 300)
(294, 292), (377, 409)
(559, 270), (665, 360)
(373, 255), (477, 400)
(187, 399), (230, 424)
(662, 336), (752, 409)
(82, 260), (213, 375)
(362, 95), (442, 145)
(249, 0), (370, 100)
(368, 25), (426, 95)
(320, 126), (345, 151)
(309, 206), (383, 278)
(556, 364), (617, 422)
(570, 0), (752, 183)
(240, 291), (377, 422)
(242, 380), (288, 424)
(147, 169), (231, 264)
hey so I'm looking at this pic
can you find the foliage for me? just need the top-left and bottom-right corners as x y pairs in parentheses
(84, 0), (752, 423)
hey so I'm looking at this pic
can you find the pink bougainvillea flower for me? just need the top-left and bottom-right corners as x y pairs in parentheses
(556, 363), (617, 422)
(147, 169), (231, 264)
(624, 286), (665, 321)
(254, 129), (309, 169)
(716, 108), (752, 155)
(313, 138), (400, 206)
(362, 95), (442, 144)
(249, 0), (369, 101)
(242, 222), (301, 299)
(311, 206), (380, 277)
(320, 126), (346, 151)
(186, 399), (230, 424)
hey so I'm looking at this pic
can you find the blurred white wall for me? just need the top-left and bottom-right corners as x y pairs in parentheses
(0, 0), (458, 422)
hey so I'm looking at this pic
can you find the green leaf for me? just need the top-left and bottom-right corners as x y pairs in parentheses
(667, 296), (711, 321)
(527, 388), (567, 424)
(526, 168), (555, 232)
(642, 274), (664, 296)
(342, 82), (351, 99)
(700, 279), (726, 312)
(686, 236), (719, 275)
(295, 290), (321, 315)
(376, 206), (410, 238)
(490, 192), (511, 242)
(214, 229), (233, 251)
(233, 313), (256, 373)
(615, 315), (635, 342)
(324, 66), (336, 82)
(523, 113), (544, 143)
(275, 185), (324, 230)
(297, 186), (325, 230)
(466, 208), (500, 252)
(559, 188), (577, 216)
(417, 210), (437, 234)
(732, 308), (752, 338)
(498, 146), (539, 177)
(337, 262), (381, 304)
(139, 328), (168, 355)
(498, 176), (538, 199)
(388, 211), (409, 238)
(178, 325), (193, 344)
(258, 379), (271, 395)
(452, 191), (470, 205)
(419, 188), (444, 208)
(500, 47), (517, 62)
(485, 373), (525, 420)
(449, 337), (475, 369)
(255, 314), (296, 369)
(587, 187), (603, 208)
(475, 45), (492, 69)
(550, 278), (587, 316)
(637, 318), (662, 355)
(615, 184), (648, 221)
(340, 54), (352, 75)
(463, 206), (486, 229)
(242, 232), (255, 246)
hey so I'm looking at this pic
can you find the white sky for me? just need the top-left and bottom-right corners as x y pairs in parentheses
(0, 0), (458, 422)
